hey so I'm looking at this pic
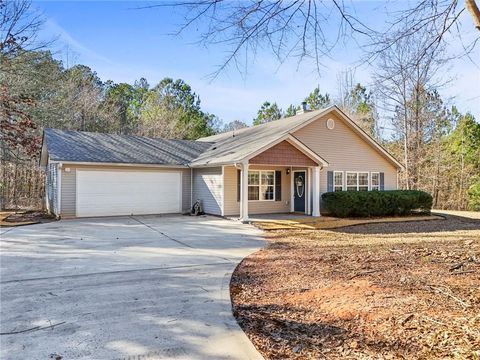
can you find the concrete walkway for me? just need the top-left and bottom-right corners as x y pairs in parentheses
(0, 215), (264, 360)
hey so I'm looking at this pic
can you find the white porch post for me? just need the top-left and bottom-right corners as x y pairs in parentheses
(240, 162), (249, 222)
(307, 168), (312, 215)
(312, 166), (321, 217)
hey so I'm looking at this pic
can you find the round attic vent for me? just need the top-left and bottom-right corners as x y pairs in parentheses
(326, 118), (335, 130)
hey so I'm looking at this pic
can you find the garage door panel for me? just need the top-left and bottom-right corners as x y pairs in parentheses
(76, 170), (181, 217)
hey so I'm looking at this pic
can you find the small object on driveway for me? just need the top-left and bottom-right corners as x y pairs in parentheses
(191, 199), (203, 216)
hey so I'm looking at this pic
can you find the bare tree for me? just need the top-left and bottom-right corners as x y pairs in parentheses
(374, 25), (450, 190)
(0, 0), (47, 57)
(144, 0), (480, 77)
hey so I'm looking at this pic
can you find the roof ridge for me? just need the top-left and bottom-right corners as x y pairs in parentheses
(198, 107), (329, 142)
(44, 128), (208, 144)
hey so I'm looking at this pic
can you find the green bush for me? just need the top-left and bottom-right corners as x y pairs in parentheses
(321, 190), (433, 217)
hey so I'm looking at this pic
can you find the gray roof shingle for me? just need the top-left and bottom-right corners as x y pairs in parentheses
(192, 108), (329, 166)
(44, 129), (213, 166)
(44, 106), (402, 169)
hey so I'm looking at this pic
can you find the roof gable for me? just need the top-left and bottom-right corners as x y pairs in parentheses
(249, 140), (318, 166)
(194, 106), (403, 169)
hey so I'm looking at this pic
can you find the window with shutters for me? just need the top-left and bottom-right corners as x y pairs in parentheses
(371, 172), (380, 191)
(248, 170), (275, 201)
(334, 171), (344, 191)
(346, 171), (369, 191)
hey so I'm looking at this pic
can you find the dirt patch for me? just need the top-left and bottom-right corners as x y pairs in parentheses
(231, 215), (480, 359)
(0, 210), (55, 227)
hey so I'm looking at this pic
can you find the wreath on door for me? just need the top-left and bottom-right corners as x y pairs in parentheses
(296, 175), (304, 197)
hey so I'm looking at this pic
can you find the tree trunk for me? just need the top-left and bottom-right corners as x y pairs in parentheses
(465, 0), (480, 30)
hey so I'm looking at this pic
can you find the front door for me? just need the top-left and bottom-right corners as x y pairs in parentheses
(293, 171), (306, 213)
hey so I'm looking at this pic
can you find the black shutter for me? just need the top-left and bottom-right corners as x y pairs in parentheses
(380, 172), (385, 191)
(327, 171), (334, 192)
(275, 170), (282, 201)
(237, 169), (241, 202)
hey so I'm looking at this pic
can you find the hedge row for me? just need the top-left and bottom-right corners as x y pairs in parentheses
(321, 190), (433, 217)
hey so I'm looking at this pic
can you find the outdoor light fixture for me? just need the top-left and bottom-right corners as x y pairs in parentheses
(286, 168), (291, 175)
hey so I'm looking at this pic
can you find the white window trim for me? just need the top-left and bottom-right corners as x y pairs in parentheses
(345, 171), (369, 191)
(333, 171), (344, 192)
(248, 170), (275, 201)
(370, 172), (380, 191)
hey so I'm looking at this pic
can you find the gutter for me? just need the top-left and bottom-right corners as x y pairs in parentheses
(48, 161), (189, 169)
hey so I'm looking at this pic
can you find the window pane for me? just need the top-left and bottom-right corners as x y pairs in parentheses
(371, 185), (379, 191)
(359, 172), (369, 186)
(334, 172), (343, 186)
(248, 186), (259, 200)
(248, 172), (259, 185)
(261, 172), (274, 186)
(347, 186), (357, 191)
(359, 186), (368, 191)
(334, 186), (343, 192)
(371, 173), (379, 186)
(347, 173), (357, 186)
(261, 185), (274, 200)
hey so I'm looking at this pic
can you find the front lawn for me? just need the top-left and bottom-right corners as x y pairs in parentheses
(231, 214), (480, 359)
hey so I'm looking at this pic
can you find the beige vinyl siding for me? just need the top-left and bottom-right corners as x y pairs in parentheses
(59, 164), (189, 218)
(192, 167), (223, 216)
(181, 168), (191, 212)
(293, 113), (398, 195)
(223, 165), (292, 216)
(61, 166), (76, 217)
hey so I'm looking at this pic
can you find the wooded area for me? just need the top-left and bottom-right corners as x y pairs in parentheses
(1, 0), (479, 211)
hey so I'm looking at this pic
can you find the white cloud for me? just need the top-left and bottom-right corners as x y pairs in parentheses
(44, 18), (115, 65)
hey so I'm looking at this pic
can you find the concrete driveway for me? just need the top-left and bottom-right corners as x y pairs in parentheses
(0, 215), (264, 360)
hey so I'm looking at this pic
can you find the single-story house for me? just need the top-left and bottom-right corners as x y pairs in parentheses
(40, 105), (403, 220)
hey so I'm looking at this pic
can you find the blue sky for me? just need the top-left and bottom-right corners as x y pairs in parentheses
(34, 1), (479, 129)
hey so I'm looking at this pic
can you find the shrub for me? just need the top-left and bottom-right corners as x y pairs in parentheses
(321, 190), (433, 217)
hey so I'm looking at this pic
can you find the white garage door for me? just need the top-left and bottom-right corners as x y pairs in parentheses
(76, 170), (182, 217)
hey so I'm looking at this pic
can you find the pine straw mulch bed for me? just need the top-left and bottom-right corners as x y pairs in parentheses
(0, 210), (55, 227)
(252, 214), (442, 231)
(231, 215), (480, 359)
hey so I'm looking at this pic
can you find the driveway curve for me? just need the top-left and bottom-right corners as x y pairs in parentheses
(0, 215), (264, 360)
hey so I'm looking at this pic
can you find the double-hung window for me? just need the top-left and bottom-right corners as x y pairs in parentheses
(371, 172), (380, 191)
(334, 171), (344, 191)
(248, 170), (275, 201)
(346, 171), (369, 191)
(346, 172), (358, 191)
(358, 172), (369, 191)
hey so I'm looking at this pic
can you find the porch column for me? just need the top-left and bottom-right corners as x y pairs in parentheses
(240, 162), (249, 222)
(312, 166), (321, 217)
